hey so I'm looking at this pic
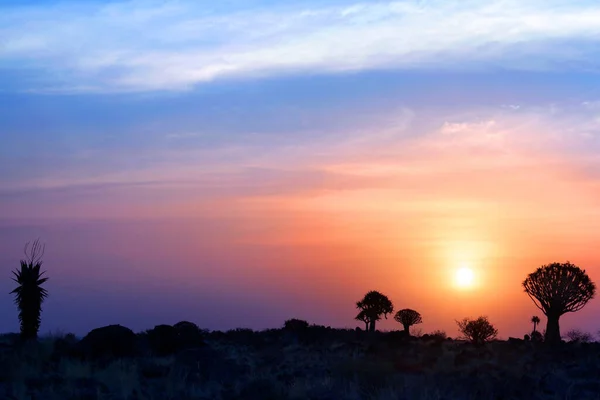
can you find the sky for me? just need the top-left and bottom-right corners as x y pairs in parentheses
(1, 0), (600, 338)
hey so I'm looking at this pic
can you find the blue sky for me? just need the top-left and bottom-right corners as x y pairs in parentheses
(1, 0), (600, 336)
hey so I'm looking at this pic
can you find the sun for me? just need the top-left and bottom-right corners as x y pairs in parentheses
(455, 267), (475, 288)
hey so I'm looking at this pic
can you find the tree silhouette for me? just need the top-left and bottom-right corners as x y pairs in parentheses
(531, 316), (540, 333)
(456, 316), (498, 345)
(355, 309), (374, 331)
(523, 262), (596, 344)
(10, 239), (49, 340)
(356, 290), (393, 332)
(394, 309), (422, 336)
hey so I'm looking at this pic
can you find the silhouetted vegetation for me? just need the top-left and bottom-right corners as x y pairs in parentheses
(79, 324), (137, 360)
(283, 318), (309, 331)
(565, 329), (594, 343)
(10, 239), (49, 341)
(531, 315), (540, 333)
(428, 329), (448, 341)
(354, 309), (371, 331)
(523, 261), (596, 344)
(146, 324), (178, 356)
(173, 320), (205, 349)
(5, 241), (600, 399)
(394, 308), (422, 336)
(355, 290), (393, 332)
(530, 330), (544, 342)
(456, 316), (498, 345)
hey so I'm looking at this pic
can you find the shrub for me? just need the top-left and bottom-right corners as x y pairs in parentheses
(52, 332), (80, 360)
(429, 330), (448, 340)
(79, 325), (136, 360)
(173, 321), (205, 349)
(283, 318), (309, 331)
(530, 330), (543, 342)
(146, 324), (178, 356)
(565, 329), (594, 343)
(456, 316), (498, 345)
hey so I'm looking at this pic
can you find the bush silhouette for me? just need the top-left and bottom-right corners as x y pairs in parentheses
(530, 330), (543, 342)
(565, 329), (593, 343)
(283, 318), (309, 331)
(429, 330), (448, 341)
(456, 316), (498, 345)
(394, 309), (422, 336)
(10, 239), (49, 341)
(173, 321), (205, 349)
(523, 262), (596, 344)
(51, 332), (80, 361)
(146, 324), (178, 356)
(79, 324), (136, 360)
(355, 290), (394, 332)
(531, 315), (540, 333)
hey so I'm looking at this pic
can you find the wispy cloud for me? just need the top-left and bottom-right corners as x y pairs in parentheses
(2, 0), (600, 92)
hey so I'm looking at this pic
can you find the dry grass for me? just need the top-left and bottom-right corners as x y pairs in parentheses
(1, 331), (600, 400)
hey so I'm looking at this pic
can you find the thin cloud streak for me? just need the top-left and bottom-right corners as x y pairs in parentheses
(2, 0), (600, 92)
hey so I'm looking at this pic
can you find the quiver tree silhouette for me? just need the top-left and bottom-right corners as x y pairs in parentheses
(394, 309), (422, 336)
(531, 316), (540, 333)
(355, 309), (374, 331)
(356, 290), (393, 332)
(523, 262), (596, 344)
(456, 316), (498, 345)
(10, 239), (49, 340)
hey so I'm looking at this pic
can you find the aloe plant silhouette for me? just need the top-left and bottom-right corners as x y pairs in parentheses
(355, 290), (393, 332)
(531, 315), (540, 333)
(523, 262), (595, 344)
(10, 239), (49, 340)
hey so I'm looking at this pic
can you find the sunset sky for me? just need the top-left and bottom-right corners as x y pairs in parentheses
(2, 0), (600, 338)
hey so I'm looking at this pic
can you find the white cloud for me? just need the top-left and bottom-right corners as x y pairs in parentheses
(1, 0), (600, 92)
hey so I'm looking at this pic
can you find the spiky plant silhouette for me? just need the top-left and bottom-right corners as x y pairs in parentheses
(531, 315), (540, 333)
(10, 239), (49, 340)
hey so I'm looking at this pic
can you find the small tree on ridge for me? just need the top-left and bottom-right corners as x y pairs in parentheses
(394, 308), (422, 336)
(356, 290), (393, 332)
(456, 316), (498, 345)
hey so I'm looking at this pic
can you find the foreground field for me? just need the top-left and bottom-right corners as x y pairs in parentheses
(1, 327), (599, 400)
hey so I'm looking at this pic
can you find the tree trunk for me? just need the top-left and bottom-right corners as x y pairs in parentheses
(545, 314), (561, 344)
(364, 321), (368, 331)
(533, 322), (537, 333)
(370, 320), (376, 332)
(403, 324), (410, 336)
